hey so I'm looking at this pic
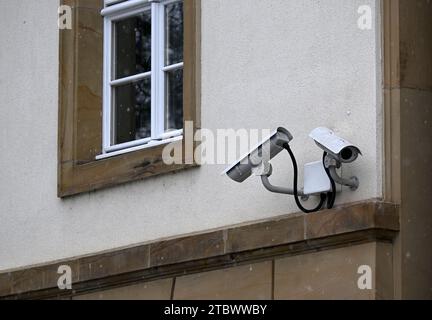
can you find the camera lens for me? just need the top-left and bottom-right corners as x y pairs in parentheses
(341, 148), (354, 161)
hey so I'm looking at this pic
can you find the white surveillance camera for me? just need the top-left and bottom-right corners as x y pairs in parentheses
(309, 127), (361, 163)
(222, 127), (293, 183)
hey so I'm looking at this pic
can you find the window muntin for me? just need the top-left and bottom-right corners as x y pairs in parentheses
(102, 0), (184, 156)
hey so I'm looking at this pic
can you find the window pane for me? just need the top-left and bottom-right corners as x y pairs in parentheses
(113, 79), (151, 145)
(114, 11), (151, 79)
(165, 68), (183, 132)
(165, 2), (183, 66)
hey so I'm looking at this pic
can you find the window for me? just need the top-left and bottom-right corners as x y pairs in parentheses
(100, 0), (185, 158)
(58, 0), (200, 197)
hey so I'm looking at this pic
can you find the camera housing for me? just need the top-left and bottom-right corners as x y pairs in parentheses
(309, 127), (361, 163)
(222, 127), (293, 183)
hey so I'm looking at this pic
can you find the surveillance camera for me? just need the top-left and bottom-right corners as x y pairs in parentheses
(309, 127), (361, 163)
(223, 125), (362, 214)
(222, 127), (293, 183)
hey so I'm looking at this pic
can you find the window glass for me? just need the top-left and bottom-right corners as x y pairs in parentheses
(165, 2), (183, 66)
(114, 11), (151, 79)
(165, 68), (183, 132)
(113, 79), (151, 145)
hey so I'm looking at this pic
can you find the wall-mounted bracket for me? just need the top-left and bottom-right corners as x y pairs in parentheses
(324, 155), (359, 191)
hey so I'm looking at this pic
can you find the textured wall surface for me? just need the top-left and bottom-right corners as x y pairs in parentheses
(397, 0), (432, 299)
(70, 243), (393, 300)
(0, 0), (381, 271)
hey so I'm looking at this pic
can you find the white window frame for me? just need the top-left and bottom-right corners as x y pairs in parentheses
(98, 0), (184, 160)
